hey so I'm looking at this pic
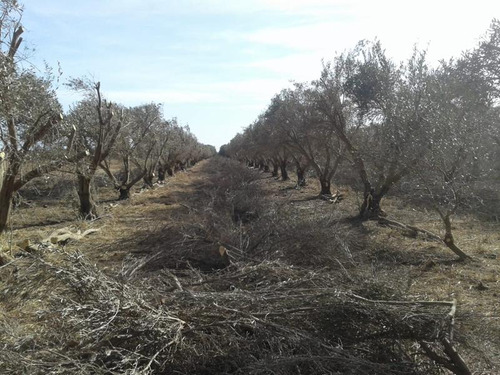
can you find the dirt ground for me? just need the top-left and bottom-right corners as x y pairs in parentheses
(1, 158), (499, 374)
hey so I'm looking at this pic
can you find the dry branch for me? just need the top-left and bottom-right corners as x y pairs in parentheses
(378, 217), (442, 241)
(0, 250), (468, 374)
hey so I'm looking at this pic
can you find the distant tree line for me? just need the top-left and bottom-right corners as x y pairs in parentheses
(0, 1), (216, 234)
(221, 21), (500, 260)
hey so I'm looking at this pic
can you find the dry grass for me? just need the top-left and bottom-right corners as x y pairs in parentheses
(1, 158), (499, 374)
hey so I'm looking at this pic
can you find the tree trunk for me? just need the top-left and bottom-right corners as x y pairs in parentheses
(319, 177), (331, 195)
(143, 173), (154, 188)
(280, 161), (289, 181)
(296, 166), (306, 187)
(77, 173), (98, 219)
(442, 214), (470, 260)
(118, 186), (131, 200)
(0, 155), (4, 193)
(360, 189), (383, 219)
(359, 180), (394, 219)
(157, 166), (166, 182)
(0, 176), (15, 234)
(271, 163), (279, 177)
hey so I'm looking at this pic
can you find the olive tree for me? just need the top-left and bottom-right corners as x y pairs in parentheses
(99, 103), (167, 199)
(407, 39), (498, 260)
(66, 80), (122, 218)
(316, 42), (433, 217)
(157, 123), (203, 179)
(271, 85), (345, 195)
(0, 1), (82, 234)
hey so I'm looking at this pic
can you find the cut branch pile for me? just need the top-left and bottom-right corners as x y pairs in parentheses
(0, 250), (470, 374)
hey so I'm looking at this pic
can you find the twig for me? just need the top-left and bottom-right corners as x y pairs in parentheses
(165, 270), (184, 292)
(347, 293), (456, 308)
(378, 217), (442, 241)
(0, 258), (17, 269)
(335, 258), (355, 282)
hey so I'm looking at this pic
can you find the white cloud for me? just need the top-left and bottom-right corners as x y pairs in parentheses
(233, 0), (500, 67)
(106, 89), (223, 105)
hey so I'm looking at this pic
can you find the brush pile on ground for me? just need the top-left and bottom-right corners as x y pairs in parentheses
(0, 158), (476, 374)
(1, 248), (460, 375)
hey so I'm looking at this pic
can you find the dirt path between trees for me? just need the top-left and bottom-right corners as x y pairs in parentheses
(65, 160), (214, 270)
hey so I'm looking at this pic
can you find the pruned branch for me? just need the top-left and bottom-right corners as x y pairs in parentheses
(8, 25), (23, 59)
(13, 150), (89, 191)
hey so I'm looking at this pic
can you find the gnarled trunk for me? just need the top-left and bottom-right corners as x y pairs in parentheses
(157, 166), (166, 182)
(118, 186), (131, 200)
(296, 166), (306, 187)
(360, 189), (383, 219)
(143, 173), (154, 188)
(280, 161), (289, 181)
(359, 180), (394, 219)
(271, 163), (279, 177)
(0, 175), (16, 234)
(442, 214), (470, 260)
(320, 178), (331, 195)
(77, 173), (98, 219)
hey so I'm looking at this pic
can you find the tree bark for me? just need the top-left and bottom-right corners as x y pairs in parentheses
(118, 186), (131, 200)
(271, 162), (279, 177)
(296, 166), (306, 187)
(0, 176), (15, 234)
(359, 179), (395, 219)
(360, 189), (383, 219)
(157, 166), (166, 182)
(143, 173), (154, 188)
(320, 177), (331, 195)
(77, 172), (98, 219)
(280, 161), (289, 181)
(442, 214), (470, 260)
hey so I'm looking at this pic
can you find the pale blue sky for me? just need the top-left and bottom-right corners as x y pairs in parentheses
(21, 0), (500, 149)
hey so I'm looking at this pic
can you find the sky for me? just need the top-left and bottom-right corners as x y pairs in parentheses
(20, 0), (500, 150)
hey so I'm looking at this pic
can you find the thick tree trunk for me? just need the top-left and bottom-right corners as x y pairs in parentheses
(271, 163), (279, 177)
(442, 214), (470, 260)
(0, 155), (4, 193)
(359, 180), (394, 219)
(296, 166), (306, 187)
(157, 166), (166, 182)
(118, 186), (131, 200)
(143, 173), (154, 188)
(0, 176), (15, 234)
(319, 177), (331, 195)
(280, 161), (289, 181)
(360, 189), (383, 219)
(77, 173), (98, 219)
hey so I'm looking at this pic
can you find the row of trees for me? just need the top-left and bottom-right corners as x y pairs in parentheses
(222, 21), (500, 260)
(0, 1), (215, 234)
